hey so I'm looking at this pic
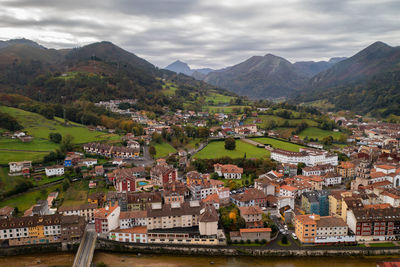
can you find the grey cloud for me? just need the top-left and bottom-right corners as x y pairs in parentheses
(0, 0), (399, 69)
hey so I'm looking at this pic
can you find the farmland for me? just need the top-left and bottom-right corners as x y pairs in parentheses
(251, 137), (305, 152)
(194, 140), (269, 159)
(298, 127), (343, 140)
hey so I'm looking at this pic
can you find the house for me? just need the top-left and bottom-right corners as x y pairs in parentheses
(78, 158), (98, 167)
(336, 161), (356, 178)
(126, 192), (162, 211)
(119, 210), (147, 229)
(321, 172), (342, 186)
(230, 228), (272, 243)
(95, 165), (104, 176)
(255, 176), (277, 196)
(0, 206), (14, 219)
(89, 180), (97, 189)
(47, 192), (59, 208)
(94, 205), (121, 233)
(8, 161), (32, 176)
(231, 189), (268, 207)
(302, 164), (335, 176)
(279, 185), (297, 197)
(45, 165), (64, 177)
(214, 164), (243, 179)
(239, 206), (264, 228)
(163, 180), (189, 204)
(199, 203), (219, 236)
(88, 192), (106, 206)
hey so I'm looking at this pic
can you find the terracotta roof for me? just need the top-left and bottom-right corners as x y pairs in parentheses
(280, 185), (297, 192)
(202, 193), (220, 204)
(295, 214), (318, 225)
(119, 210), (147, 219)
(111, 226), (147, 234)
(94, 205), (119, 219)
(239, 206), (263, 216)
(199, 203), (219, 222)
(58, 203), (97, 212)
(376, 165), (396, 170)
(231, 189), (266, 203)
(370, 172), (388, 178)
(0, 206), (14, 216)
(364, 203), (392, 209)
(240, 228), (271, 233)
(316, 216), (347, 228)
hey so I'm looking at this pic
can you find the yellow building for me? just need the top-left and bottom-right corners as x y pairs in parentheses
(336, 162), (356, 178)
(294, 214), (317, 243)
(328, 191), (352, 216)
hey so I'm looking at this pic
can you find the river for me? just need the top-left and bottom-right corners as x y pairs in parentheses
(0, 252), (397, 267)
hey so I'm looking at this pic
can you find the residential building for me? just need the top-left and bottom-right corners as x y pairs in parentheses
(0, 206), (14, 219)
(230, 228), (272, 242)
(45, 165), (64, 177)
(336, 161), (356, 178)
(163, 180), (189, 204)
(231, 189), (268, 207)
(119, 210), (147, 229)
(271, 148), (338, 167)
(347, 207), (400, 241)
(146, 201), (201, 230)
(58, 203), (97, 222)
(94, 205), (121, 234)
(302, 164), (335, 176)
(239, 206), (263, 228)
(150, 165), (178, 186)
(301, 191), (329, 216)
(214, 164), (243, 179)
(127, 192), (162, 211)
(8, 161), (32, 176)
(109, 226), (148, 243)
(295, 214), (353, 244)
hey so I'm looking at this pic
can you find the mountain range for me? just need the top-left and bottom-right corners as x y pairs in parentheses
(0, 38), (221, 103)
(1, 38), (400, 117)
(166, 56), (347, 99)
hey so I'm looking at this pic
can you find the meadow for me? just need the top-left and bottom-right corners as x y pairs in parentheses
(152, 141), (177, 158)
(251, 137), (305, 152)
(194, 140), (269, 159)
(298, 127), (343, 140)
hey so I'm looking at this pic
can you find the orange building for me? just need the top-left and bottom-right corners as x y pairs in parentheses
(294, 214), (317, 243)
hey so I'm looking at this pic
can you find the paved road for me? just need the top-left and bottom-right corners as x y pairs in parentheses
(73, 225), (97, 267)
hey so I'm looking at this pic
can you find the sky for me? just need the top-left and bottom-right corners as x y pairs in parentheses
(0, 0), (400, 69)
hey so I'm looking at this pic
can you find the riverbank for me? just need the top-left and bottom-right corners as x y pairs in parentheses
(1, 251), (399, 267)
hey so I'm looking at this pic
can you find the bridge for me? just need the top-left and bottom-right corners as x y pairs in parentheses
(73, 224), (97, 267)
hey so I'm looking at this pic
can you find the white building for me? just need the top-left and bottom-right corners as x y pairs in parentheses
(322, 173), (342, 186)
(119, 211), (147, 229)
(45, 165), (64, 177)
(214, 164), (243, 179)
(279, 185), (297, 197)
(109, 226), (147, 243)
(271, 148), (338, 167)
(8, 161), (32, 175)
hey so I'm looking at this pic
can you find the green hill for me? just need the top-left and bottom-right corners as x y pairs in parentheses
(0, 106), (119, 163)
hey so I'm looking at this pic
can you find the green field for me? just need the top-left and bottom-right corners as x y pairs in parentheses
(245, 114), (319, 127)
(194, 140), (269, 159)
(162, 82), (178, 96)
(152, 141), (177, 158)
(0, 184), (62, 213)
(204, 92), (235, 104)
(204, 105), (250, 113)
(251, 137), (304, 152)
(0, 106), (119, 163)
(298, 127), (342, 140)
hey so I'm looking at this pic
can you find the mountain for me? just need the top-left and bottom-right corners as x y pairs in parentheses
(308, 41), (400, 89)
(0, 38), (45, 49)
(293, 41), (400, 116)
(165, 60), (193, 75)
(165, 60), (214, 77)
(203, 54), (309, 99)
(293, 57), (346, 77)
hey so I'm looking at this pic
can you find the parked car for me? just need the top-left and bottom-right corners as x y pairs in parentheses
(292, 233), (297, 239)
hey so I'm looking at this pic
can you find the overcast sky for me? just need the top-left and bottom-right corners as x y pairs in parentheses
(1, 0), (400, 69)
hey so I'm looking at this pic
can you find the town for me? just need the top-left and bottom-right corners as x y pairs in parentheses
(2, 102), (400, 265)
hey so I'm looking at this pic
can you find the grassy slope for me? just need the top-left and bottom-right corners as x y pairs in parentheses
(153, 141), (177, 158)
(298, 127), (342, 140)
(251, 137), (305, 152)
(195, 140), (269, 159)
(0, 106), (119, 163)
(204, 105), (250, 113)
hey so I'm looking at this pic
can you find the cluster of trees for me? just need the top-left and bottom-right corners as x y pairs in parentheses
(191, 157), (277, 177)
(0, 111), (22, 131)
(219, 204), (245, 232)
(296, 70), (400, 118)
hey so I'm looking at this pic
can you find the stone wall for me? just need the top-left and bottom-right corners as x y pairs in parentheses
(96, 238), (400, 257)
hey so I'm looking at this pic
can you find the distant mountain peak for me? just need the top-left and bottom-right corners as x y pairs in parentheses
(165, 60), (214, 77)
(0, 38), (45, 49)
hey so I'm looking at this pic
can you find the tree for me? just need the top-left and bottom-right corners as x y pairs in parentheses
(281, 235), (288, 244)
(149, 146), (156, 158)
(62, 179), (70, 191)
(49, 132), (62, 143)
(225, 137), (236, 150)
(60, 134), (74, 153)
